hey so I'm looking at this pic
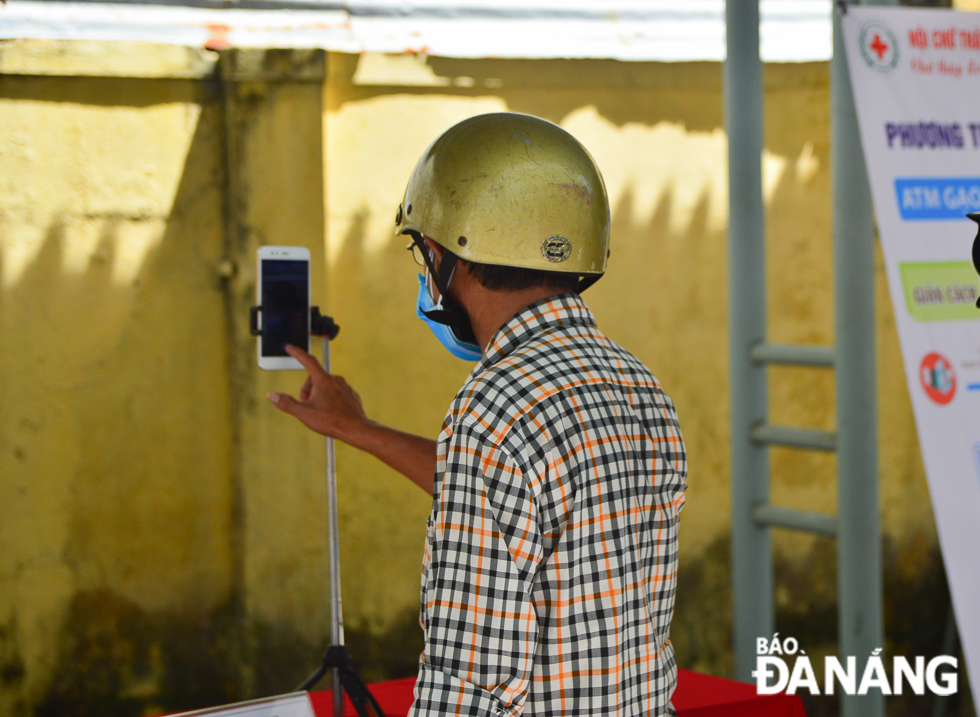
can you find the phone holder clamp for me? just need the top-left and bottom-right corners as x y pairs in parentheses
(248, 306), (341, 339)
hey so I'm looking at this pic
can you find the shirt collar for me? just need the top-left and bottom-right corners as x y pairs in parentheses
(476, 292), (597, 370)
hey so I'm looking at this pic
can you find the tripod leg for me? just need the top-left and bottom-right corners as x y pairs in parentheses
(333, 669), (344, 717)
(339, 665), (386, 717)
(297, 662), (328, 692)
(297, 645), (385, 717)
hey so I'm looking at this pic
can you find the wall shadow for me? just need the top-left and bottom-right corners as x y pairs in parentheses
(1, 73), (243, 715)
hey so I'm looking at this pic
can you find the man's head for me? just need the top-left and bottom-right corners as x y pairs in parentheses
(397, 112), (610, 296)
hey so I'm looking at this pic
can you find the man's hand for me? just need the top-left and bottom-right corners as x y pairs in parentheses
(268, 344), (438, 496)
(268, 344), (367, 441)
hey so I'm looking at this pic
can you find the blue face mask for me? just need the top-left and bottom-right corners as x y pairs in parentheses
(415, 273), (483, 361)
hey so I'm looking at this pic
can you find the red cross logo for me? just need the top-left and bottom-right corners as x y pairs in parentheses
(860, 22), (899, 72)
(869, 34), (889, 60)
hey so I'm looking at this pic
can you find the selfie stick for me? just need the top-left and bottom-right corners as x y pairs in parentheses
(299, 309), (385, 717)
(251, 306), (383, 717)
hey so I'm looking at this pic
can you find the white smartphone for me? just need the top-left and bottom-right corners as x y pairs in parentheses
(256, 246), (311, 370)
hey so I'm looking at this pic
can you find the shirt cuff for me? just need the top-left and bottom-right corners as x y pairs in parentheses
(408, 663), (516, 717)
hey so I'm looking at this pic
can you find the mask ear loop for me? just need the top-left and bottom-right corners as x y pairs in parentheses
(406, 231), (459, 302)
(403, 230), (477, 345)
(433, 253), (459, 305)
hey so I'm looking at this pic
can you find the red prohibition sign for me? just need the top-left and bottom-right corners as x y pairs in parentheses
(920, 352), (956, 405)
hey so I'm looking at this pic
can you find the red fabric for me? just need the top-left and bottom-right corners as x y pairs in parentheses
(673, 668), (807, 717)
(309, 670), (807, 717)
(309, 677), (415, 717)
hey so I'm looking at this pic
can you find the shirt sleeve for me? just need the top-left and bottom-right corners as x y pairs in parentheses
(410, 418), (543, 717)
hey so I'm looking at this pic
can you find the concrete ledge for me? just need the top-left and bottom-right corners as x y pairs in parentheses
(0, 41), (326, 82)
(0, 39), (219, 78)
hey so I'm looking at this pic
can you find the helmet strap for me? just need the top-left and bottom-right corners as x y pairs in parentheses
(577, 274), (602, 293)
(407, 231), (479, 346)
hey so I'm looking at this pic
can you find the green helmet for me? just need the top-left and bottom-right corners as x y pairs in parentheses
(396, 112), (610, 282)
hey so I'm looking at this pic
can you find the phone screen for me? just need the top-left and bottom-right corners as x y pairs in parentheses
(260, 259), (309, 356)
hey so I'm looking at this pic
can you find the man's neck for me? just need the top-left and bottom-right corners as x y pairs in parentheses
(462, 282), (570, 352)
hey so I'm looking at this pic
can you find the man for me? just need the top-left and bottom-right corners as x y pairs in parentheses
(269, 113), (687, 716)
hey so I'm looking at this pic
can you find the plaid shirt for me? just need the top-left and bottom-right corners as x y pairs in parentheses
(411, 293), (687, 717)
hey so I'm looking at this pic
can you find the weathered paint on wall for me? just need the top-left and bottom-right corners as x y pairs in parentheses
(0, 44), (336, 715)
(0, 40), (939, 716)
(0, 64), (236, 713)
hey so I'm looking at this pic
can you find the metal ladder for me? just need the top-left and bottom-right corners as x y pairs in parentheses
(725, 2), (886, 716)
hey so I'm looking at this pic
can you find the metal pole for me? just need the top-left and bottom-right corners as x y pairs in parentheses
(726, 0), (771, 683)
(832, 3), (884, 716)
(749, 342), (836, 367)
(323, 336), (345, 717)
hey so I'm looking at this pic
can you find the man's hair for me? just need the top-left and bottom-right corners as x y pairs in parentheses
(449, 250), (581, 293)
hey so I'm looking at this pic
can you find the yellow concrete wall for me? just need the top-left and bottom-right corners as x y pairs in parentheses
(0, 39), (941, 716)
(0, 43), (336, 715)
(0, 62), (237, 716)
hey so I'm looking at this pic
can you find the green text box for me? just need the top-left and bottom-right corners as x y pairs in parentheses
(899, 261), (980, 322)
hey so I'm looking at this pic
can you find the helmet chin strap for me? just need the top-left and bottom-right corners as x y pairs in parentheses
(577, 274), (602, 293)
(406, 231), (479, 345)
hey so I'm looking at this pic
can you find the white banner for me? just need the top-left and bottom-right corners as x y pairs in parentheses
(841, 4), (980, 709)
(167, 692), (316, 717)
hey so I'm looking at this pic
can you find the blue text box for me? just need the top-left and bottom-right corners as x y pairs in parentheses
(895, 177), (980, 220)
